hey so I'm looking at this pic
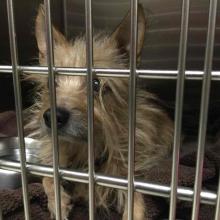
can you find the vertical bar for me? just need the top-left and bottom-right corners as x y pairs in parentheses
(0, 207), (3, 220)
(63, 0), (68, 37)
(85, 0), (95, 219)
(215, 171), (220, 220)
(169, 1), (190, 219)
(191, 0), (218, 219)
(44, 0), (61, 219)
(128, 0), (138, 220)
(6, 1), (31, 219)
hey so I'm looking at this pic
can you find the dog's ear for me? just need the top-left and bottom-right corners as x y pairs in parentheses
(111, 4), (146, 57)
(35, 4), (66, 59)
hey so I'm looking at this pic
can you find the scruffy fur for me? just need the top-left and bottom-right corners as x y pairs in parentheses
(26, 4), (173, 220)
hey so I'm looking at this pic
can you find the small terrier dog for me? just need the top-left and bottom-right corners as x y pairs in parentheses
(26, 4), (173, 220)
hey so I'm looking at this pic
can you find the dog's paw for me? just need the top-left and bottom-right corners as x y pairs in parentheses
(61, 193), (73, 220)
(47, 203), (73, 220)
(47, 200), (56, 219)
(47, 194), (73, 220)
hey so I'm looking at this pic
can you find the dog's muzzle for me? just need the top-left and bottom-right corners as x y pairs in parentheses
(43, 107), (70, 129)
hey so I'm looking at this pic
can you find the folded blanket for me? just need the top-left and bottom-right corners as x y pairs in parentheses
(0, 111), (219, 219)
(0, 183), (121, 220)
(0, 183), (50, 220)
(143, 142), (219, 219)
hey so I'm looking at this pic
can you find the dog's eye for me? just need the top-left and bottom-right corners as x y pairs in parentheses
(93, 78), (100, 92)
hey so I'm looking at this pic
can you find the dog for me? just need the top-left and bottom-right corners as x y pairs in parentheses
(26, 4), (173, 220)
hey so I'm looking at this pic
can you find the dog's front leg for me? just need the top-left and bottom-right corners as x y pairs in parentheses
(122, 192), (145, 220)
(42, 177), (73, 220)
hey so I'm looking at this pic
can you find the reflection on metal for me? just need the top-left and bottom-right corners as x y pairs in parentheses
(0, 159), (217, 205)
(1, 65), (220, 80)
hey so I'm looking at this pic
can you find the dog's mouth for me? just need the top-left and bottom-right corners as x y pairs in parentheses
(42, 121), (88, 142)
(58, 129), (88, 142)
(42, 108), (88, 142)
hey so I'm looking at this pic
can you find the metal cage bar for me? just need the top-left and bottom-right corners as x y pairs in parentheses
(44, 0), (62, 219)
(191, 0), (218, 219)
(169, 0), (190, 219)
(6, 0), (31, 219)
(0, 159), (217, 205)
(128, 0), (138, 219)
(0, 196), (2, 220)
(1, 66), (220, 80)
(215, 171), (220, 220)
(85, 0), (95, 219)
(63, 0), (68, 37)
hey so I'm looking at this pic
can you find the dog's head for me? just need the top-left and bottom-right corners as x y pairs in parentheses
(29, 4), (173, 173)
(31, 4), (147, 165)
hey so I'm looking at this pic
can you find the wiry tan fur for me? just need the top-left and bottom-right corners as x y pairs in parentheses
(26, 4), (173, 220)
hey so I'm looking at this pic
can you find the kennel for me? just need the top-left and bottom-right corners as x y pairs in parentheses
(0, 0), (220, 219)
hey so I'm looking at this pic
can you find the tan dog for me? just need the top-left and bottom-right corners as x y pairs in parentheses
(26, 4), (173, 220)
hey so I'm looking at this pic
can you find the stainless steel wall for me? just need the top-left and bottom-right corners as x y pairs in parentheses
(0, 0), (64, 111)
(64, 0), (220, 70)
(62, 0), (220, 136)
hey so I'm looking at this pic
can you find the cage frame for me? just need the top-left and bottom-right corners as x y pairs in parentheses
(0, 0), (219, 219)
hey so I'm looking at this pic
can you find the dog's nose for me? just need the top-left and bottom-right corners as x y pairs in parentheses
(43, 107), (70, 128)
